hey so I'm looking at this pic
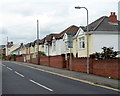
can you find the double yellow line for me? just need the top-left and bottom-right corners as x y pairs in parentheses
(14, 62), (120, 92)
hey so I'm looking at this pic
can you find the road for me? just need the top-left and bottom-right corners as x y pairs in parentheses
(1, 61), (120, 95)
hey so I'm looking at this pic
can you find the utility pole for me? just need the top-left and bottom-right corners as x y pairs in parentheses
(37, 20), (40, 64)
(69, 48), (72, 71)
(6, 36), (8, 56)
(67, 35), (73, 71)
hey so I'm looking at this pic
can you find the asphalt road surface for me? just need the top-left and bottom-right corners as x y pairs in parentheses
(1, 61), (120, 95)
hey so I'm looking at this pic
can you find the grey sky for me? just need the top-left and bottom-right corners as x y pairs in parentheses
(0, 0), (119, 45)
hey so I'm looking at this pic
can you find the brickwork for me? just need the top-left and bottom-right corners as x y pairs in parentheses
(49, 55), (66, 68)
(11, 58), (14, 61)
(40, 56), (50, 66)
(31, 58), (38, 64)
(92, 59), (119, 79)
(72, 57), (87, 73)
(16, 56), (24, 62)
(67, 57), (119, 79)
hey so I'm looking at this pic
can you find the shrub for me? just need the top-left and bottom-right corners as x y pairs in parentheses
(91, 47), (119, 60)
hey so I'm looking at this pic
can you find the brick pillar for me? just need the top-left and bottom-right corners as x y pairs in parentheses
(48, 56), (50, 66)
(66, 57), (70, 70)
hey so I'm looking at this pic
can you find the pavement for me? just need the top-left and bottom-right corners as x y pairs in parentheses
(9, 61), (120, 90)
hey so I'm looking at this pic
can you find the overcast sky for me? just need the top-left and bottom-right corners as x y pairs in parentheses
(0, 0), (119, 45)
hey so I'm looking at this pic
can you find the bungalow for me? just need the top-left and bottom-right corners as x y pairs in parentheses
(75, 12), (119, 57)
(21, 44), (26, 55)
(44, 25), (79, 57)
(44, 34), (58, 56)
(50, 34), (64, 56)
(7, 45), (20, 56)
(11, 43), (24, 55)
(62, 25), (79, 58)
(25, 43), (31, 55)
(33, 38), (45, 57)
(38, 38), (45, 53)
(0, 45), (6, 58)
(29, 42), (35, 54)
(34, 38), (45, 54)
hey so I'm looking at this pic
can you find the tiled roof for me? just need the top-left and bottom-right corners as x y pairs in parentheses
(44, 25), (79, 42)
(34, 39), (40, 45)
(0, 45), (6, 49)
(39, 38), (45, 44)
(59, 25), (79, 37)
(11, 46), (21, 52)
(45, 34), (58, 42)
(31, 42), (35, 47)
(84, 16), (119, 32)
(25, 43), (31, 48)
(34, 38), (45, 45)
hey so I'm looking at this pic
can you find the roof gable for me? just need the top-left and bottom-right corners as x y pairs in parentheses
(59, 25), (79, 37)
(74, 27), (85, 38)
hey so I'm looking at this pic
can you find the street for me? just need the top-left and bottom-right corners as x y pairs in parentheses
(1, 61), (120, 95)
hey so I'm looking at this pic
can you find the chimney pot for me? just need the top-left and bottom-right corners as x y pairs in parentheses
(111, 12), (113, 15)
(109, 12), (117, 23)
(113, 12), (115, 15)
(21, 43), (23, 46)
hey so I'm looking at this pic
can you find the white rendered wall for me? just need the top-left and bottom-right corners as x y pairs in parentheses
(49, 39), (65, 56)
(93, 34), (118, 53)
(56, 39), (65, 55)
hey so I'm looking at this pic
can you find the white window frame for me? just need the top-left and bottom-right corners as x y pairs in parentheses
(52, 40), (56, 51)
(79, 37), (85, 49)
(44, 44), (48, 53)
(35, 45), (38, 53)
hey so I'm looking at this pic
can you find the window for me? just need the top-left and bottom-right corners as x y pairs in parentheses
(35, 45), (38, 52)
(65, 42), (69, 50)
(44, 44), (48, 53)
(52, 40), (56, 51)
(35, 47), (38, 52)
(79, 37), (85, 49)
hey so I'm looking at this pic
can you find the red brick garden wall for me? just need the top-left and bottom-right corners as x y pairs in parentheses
(49, 55), (66, 68)
(72, 57), (87, 73)
(40, 56), (50, 66)
(66, 57), (119, 79)
(92, 59), (119, 79)
(23, 54), (65, 69)
(31, 58), (37, 64)
(11, 58), (14, 61)
(5, 54), (119, 79)
(16, 56), (24, 62)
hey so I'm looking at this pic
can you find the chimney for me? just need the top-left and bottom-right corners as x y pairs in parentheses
(20, 43), (23, 46)
(11, 42), (13, 45)
(108, 12), (117, 23)
(7, 42), (9, 45)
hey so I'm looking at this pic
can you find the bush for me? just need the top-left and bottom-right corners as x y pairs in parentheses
(11, 54), (16, 58)
(41, 52), (46, 56)
(92, 47), (119, 60)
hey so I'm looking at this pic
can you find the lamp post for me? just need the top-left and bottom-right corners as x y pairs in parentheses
(75, 6), (89, 74)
